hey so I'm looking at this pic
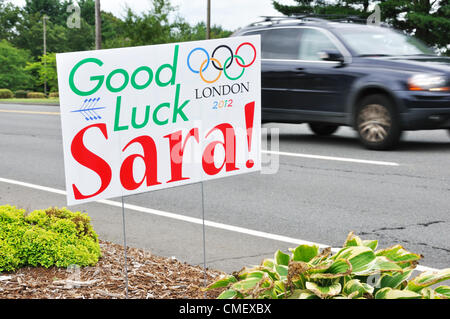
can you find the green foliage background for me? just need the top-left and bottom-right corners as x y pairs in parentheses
(0, 0), (232, 93)
(0, 40), (33, 91)
(0, 0), (448, 93)
(0, 205), (101, 272)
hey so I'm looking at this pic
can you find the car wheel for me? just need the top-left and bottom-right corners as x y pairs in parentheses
(308, 123), (339, 136)
(356, 94), (401, 150)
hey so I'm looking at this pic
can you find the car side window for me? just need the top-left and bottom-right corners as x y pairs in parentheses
(298, 28), (339, 61)
(245, 28), (302, 60)
(261, 28), (302, 60)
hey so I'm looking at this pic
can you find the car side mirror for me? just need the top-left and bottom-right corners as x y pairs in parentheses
(319, 50), (345, 63)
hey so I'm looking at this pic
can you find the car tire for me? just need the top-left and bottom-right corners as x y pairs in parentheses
(308, 123), (339, 136)
(356, 94), (401, 150)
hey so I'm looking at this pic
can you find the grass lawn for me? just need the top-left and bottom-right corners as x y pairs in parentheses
(0, 98), (59, 105)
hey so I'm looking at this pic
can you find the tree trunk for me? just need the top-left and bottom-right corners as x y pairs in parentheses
(206, 0), (211, 40)
(95, 0), (101, 50)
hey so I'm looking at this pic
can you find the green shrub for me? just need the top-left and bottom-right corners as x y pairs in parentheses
(0, 89), (14, 99)
(49, 92), (59, 98)
(207, 232), (450, 299)
(14, 90), (29, 98)
(0, 205), (101, 272)
(27, 92), (46, 99)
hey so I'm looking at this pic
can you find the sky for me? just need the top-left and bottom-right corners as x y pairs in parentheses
(9, 0), (298, 31)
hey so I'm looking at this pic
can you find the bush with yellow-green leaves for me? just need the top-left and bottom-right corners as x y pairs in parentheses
(207, 232), (450, 299)
(26, 92), (46, 99)
(0, 205), (101, 272)
(0, 89), (14, 99)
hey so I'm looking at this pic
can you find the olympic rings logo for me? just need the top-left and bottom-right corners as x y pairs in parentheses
(187, 42), (256, 84)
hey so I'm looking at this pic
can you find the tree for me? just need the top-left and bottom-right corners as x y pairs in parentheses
(11, 0), (95, 57)
(173, 21), (232, 42)
(120, 0), (175, 46)
(65, 19), (95, 52)
(101, 12), (127, 49)
(0, 40), (33, 91)
(12, 12), (67, 59)
(379, 0), (450, 54)
(102, 0), (232, 48)
(23, 0), (63, 20)
(0, 0), (20, 41)
(4, 0), (234, 54)
(272, 0), (368, 17)
(272, 0), (450, 54)
(26, 53), (58, 92)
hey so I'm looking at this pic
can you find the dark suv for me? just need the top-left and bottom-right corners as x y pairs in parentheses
(233, 17), (450, 150)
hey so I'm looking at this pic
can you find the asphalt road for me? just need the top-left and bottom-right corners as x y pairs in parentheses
(0, 103), (449, 273)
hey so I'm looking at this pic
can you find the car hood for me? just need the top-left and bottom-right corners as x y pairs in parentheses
(361, 56), (450, 75)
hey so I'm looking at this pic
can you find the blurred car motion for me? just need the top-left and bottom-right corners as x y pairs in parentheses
(233, 16), (450, 150)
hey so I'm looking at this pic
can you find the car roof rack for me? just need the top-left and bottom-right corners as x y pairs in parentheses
(253, 15), (327, 24)
(248, 14), (369, 27)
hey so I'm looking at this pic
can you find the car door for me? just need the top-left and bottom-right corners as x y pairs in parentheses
(243, 28), (303, 122)
(294, 27), (350, 115)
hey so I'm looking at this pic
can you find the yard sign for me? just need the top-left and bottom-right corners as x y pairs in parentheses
(56, 36), (261, 205)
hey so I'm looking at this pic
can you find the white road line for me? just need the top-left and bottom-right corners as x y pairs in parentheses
(0, 109), (60, 115)
(263, 150), (400, 166)
(0, 176), (435, 272)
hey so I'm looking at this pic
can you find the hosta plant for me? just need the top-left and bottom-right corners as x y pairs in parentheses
(206, 232), (450, 299)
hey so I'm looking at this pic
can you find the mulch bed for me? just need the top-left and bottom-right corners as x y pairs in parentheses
(0, 240), (226, 299)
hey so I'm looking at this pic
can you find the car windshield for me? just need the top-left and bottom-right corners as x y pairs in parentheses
(336, 27), (436, 56)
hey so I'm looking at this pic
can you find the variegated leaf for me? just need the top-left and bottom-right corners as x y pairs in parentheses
(206, 275), (237, 290)
(260, 268), (280, 281)
(290, 245), (319, 263)
(333, 246), (376, 273)
(306, 282), (342, 299)
(379, 270), (413, 289)
(375, 245), (421, 265)
(343, 279), (374, 298)
(343, 231), (362, 247)
(262, 258), (274, 269)
(434, 286), (450, 299)
(407, 268), (450, 292)
(237, 268), (265, 280)
(288, 289), (319, 299)
(232, 276), (262, 291)
(275, 264), (288, 278)
(308, 259), (352, 279)
(362, 239), (378, 251)
(306, 259), (333, 274)
(343, 232), (377, 250)
(272, 280), (287, 297)
(355, 256), (404, 276)
(217, 289), (237, 299)
(275, 250), (290, 266)
(375, 287), (421, 299)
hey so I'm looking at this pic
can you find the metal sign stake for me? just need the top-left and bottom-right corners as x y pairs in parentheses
(201, 181), (208, 298)
(121, 196), (129, 299)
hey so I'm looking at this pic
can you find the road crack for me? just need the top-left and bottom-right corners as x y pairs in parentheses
(357, 220), (450, 254)
(368, 220), (447, 233)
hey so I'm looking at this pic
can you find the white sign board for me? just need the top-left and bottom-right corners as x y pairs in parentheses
(56, 36), (261, 205)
